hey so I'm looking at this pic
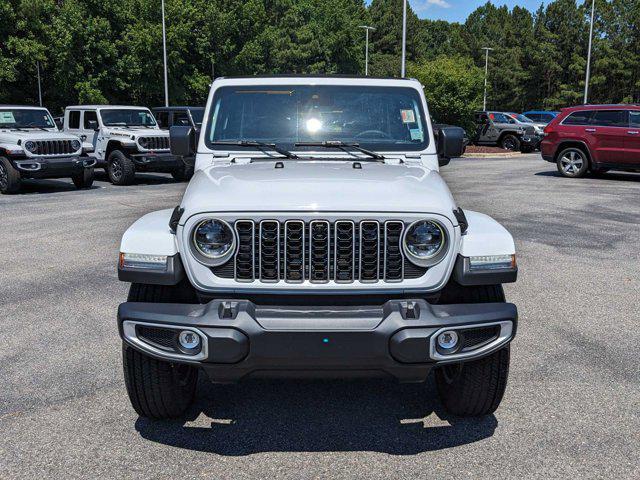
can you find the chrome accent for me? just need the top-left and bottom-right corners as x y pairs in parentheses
(122, 320), (208, 362)
(402, 219), (448, 268)
(14, 161), (42, 171)
(429, 321), (513, 363)
(190, 218), (236, 266)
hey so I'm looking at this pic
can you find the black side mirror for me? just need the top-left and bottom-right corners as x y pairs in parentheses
(436, 126), (465, 167)
(87, 120), (99, 130)
(170, 125), (197, 165)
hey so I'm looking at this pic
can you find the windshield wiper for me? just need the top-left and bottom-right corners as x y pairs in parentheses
(210, 140), (298, 159)
(295, 141), (385, 161)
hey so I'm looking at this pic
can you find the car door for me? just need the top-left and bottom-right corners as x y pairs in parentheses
(587, 110), (628, 164)
(81, 110), (99, 152)
(626, 110), (640, 165)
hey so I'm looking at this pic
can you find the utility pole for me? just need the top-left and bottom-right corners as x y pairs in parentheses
(401, 0), (407, 77)
(482, 47), (494, 111)
(36, 61), (43, 107)
(161, 0), (169, 107)
(359, 26), (375, 76)
(584, 0), (595, 104)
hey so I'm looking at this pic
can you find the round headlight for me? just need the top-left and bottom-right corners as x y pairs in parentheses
(192, 219), (235, 265)
(403, 220), (447, 267)
(71, 139), (81, 151)
(24, 141), (37, 153)
(138, 137), (148, 148)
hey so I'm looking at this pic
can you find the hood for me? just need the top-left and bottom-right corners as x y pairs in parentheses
(0, 129), (79, 143)
(180, 160), (457, 219)
(105, 127), (167, 138)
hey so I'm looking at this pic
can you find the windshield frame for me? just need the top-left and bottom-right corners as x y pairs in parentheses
(99, 108), (158, 127)
(203, 84), (430, 153)
(0, 108), (56, 129)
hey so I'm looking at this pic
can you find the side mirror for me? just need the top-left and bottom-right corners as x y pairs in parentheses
(170, 125), (197, 166)
(87, 120), (99, 131)
(436, 126), (465, 167)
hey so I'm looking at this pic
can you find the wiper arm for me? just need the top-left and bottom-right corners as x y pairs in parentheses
(210, 140), (298, 159)
(295, 141), (385, 161)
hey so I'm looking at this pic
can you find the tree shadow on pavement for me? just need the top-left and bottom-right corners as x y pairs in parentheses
(93, 170), (182, 186)
(135, 376), (498, 455)
(10, 178), (100, 194)
(535, 170), (640, 182)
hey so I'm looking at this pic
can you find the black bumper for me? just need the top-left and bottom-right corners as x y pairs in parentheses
(118, 299), (518, 383)
(11, 156), (95, 179)
(521, 135), (542, 149)
(130, 152), (182, 170)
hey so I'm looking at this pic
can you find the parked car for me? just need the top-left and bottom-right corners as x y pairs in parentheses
(541, 104), (640, 178)
(152, 106), (205, 179)
(0, 105), (94, 194)
(117, 75), (519, 420)
(506, 112), (545, 151)
(522, 110), (560, 125)
(473, 111), (538, 152)
(63, 105), (190, 185)
(433, 122), (469, 155)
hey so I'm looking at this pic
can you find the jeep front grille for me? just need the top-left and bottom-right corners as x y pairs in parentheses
(32, 140), (76, 156)
(217, 219), (427, 283)
(140, 136), (170, 150)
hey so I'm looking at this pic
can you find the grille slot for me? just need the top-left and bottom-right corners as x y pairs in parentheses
(225, 219), (428, 283)
(136, 325), (177, 350)
(33, 140), (75, 155)
(140, 136), (170, 150)
(259, 221), (280, 281)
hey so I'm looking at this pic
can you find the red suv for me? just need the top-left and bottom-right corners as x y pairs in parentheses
(541, 104), (640, 178)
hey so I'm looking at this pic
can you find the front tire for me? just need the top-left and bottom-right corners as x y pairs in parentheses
(500, 134), (520, 151)
(434, 283), (511, 416)
(556, 147), (589, 178)
(0, 157), (21, 194)
(107, 150), (136, 185)
(71, 168), (94, 189)
(123, 282), (198, 419)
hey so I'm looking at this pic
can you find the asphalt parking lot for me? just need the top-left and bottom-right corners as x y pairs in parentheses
(1, 157), (638, 479)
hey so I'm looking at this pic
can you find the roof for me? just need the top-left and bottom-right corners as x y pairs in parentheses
(561, 104), (640, 111)
(152, 106), (204, 111)
(65, 105), (150, 110)
(215, 74), (414, 81)
(0, 104), (49, 109)
(523, 110), (560, 114)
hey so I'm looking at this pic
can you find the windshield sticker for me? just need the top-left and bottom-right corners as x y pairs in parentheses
(401, 109), (416, 124)
(410, 128), (423, 141)
(0, 112), (16, 124)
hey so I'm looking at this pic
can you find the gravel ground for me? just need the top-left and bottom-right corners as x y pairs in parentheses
(0, 159), (638, 479)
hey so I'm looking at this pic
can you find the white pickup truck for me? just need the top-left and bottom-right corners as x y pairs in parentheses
(117, 76), (518, 419)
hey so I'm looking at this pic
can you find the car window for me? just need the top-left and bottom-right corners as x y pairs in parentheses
(490, 113), (510, 123)
(68, 111), (80, 129)
(630, 111), (640, 128)
(562, 111), (593, 126)
(527, 114), (540, 122)
(155, 111), (169, 128)
(173, 111), (190, 126)
(541, 114), (555, 122)
(83, 110), (98, 129)
(590, 110), (628, 127)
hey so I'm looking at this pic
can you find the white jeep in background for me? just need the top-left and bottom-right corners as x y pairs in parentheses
(117, 76), (519, 420)
(63, 105), (190, 185)
(0, 105), (93, 194)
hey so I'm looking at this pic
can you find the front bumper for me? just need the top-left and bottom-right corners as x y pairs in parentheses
(118, 299), (518, 383)
(521, 135), (542, 149)
(130, 152), (181, 169)
(12, 156), (95, 178)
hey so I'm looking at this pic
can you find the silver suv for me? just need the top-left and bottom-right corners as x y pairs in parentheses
(474, 111), (538, 152)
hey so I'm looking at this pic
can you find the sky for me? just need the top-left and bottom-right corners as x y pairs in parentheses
(365, 0), (544, 23)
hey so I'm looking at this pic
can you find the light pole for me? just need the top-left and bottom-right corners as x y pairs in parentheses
(482, 47), (494, 111)
(401, 0), (407, 77)
(161, 0), (169, 107)
(584, 0), (595, 104)
(359, 25), (375, 76)
(36, 61), (42, 107)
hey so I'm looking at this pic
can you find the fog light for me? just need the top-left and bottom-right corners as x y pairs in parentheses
(437, 330), (459, 351)
(178, 330), (201, 351)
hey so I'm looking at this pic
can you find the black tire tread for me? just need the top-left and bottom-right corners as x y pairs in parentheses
(71, 168), (94, 189)
(0, 156), (21, 194)
(108, 150), (136, 185)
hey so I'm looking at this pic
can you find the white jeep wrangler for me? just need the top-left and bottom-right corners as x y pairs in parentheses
(63, 105), (190, 185)
(0, 105), (92, 194)
(117, 76), (518, 419)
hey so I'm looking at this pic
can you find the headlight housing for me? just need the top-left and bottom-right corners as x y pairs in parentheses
(403, 220), (448, 267)
(24, 141), (37, 154)
(71, 139), (81, 151)
(191, 219), (236, 266)
(138, 137), (148, 149)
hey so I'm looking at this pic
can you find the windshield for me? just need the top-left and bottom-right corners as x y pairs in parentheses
(205, 85), (428, 151)
(190, 109), (204, 125)
(101, 109), (157, 127)
(0, 109), (55, 129)
(510, 113), (534, 123)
